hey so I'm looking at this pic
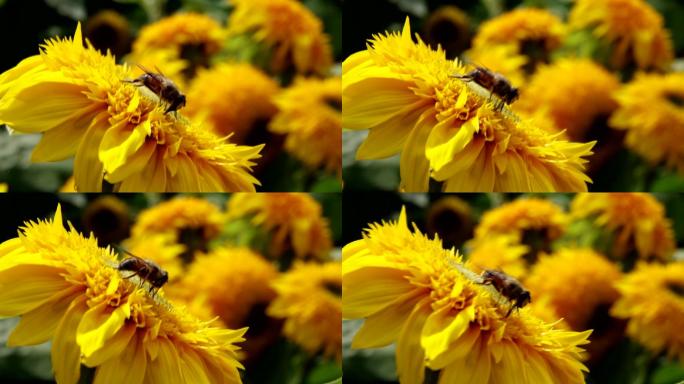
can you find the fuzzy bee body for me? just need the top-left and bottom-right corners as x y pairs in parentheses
(117, 249), (169, 292)
(480, 269), (531, 317)
(453, 66), (519, 110)
(124, 64), (186, 114)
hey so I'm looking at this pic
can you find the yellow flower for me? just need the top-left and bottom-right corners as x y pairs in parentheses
(227, 0), (333, 75)
(185, 63), (279, 142)
(473, 198), (568, 248)
(82, 195), (130, 246)
(270, 77), (342, 175)
(225, 193), (332, 261)
(515, 58), (620, 141)
(464, 43), (526, 88)
(343, 208), (591, 383)
(425, 196), (473, 249)
(569, 0), (673, 70)
(84, 10), (131, 59)
(268, 261), (341, 360)
(167, 247), (281, 361)
(343, 18), (594, 192)
(0, 24), (263, 192)
(131, 197), (224, 264)
(612, 262), (684, 363)
(610, 72), (684, 174)
(526, 248), (621, 330)
(467, 235), (529, 280)
(570, 193), (675, 262)
(0, 205), (246, 383)
(472, 8), (566, 73)
(132, 13), (224, 78)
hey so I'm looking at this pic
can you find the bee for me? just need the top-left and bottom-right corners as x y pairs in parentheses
(452, 66), (519, 111)
(479, 269), (531, 318)
(123, 64), (186, 114)
(116, 248), (169, 295)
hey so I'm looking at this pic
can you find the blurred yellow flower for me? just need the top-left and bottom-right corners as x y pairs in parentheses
(132, 12), (224, 78)
(473, 198), (568, 247)
(343, 208), (590, 383)
(515, 58), (620, 141)
(473, 8), (565, 73)
(526, 248), (621, 330)
(82, 195), (130, 246)
(268, 261), (341, 360)
(467, 234), (529, 280)
(343, 18), (594, 192)
(612, 262), (684, 363)
(226, 193), (332, 261)
(423, 6), (470, 58)
(185, 63), (279, 141)
(571, 193), (675, 262)
(569, 0), (673, 70)
(0, 205), (246, 383)
(0, 24), (263, 192)
(270, 77), (342, 176)
(131, 197), (224, 263)
(227, 0), (333, 75)
(84, 10), (131, 59)
(610, 72), (684, 174)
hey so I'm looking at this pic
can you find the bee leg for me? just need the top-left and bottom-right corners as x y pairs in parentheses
(504, 304), (515, 318)
(121, 273), (137, 280)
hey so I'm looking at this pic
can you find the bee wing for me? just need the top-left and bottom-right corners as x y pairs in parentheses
(114, 245), (144, 261)
(135, 63), (154, 75)
(153, 65), (166, 76)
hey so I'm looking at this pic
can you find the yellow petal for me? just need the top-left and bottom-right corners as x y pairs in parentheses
(356, 104), (425, 160)
(100, 119), (152, 178)
(31, 104), (101, 162)
(0, 264), (70, 316)
(117, 151), (167, 192)
(426, 116), (478, 172)
(166, 154), (201, 191)
(144, 339), (183, 384)
(343, 77), (418, 130)
(74, 113), (108, 192)
(52, 297), (87, 384)
(352, 290), (422, 348)
(77, 301), (131, 357)
(437, 339), (491, 384)
(82, 323), (136, 367)
(0, 72), (91, 133)
(400, 112), (433, 192)
(421, 304), (475, 362)
(8, 286), (80, 346)
(396, 299), (430, 384)
(179, 348), (212, 384)
(431, 137), (485, 181)
(343, 267), (411, 318)
(93, 333), (146, 384)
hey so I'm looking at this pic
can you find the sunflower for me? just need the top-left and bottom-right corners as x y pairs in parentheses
(184, 63), (279, 141)
(612, 262), (684, 363)
(568, 0), (673, 71)
(82, 195), (131, 246)
(0, 205), (246, 383)
(526, 248), (621, 330)
(515, 58), (620, 141)
(425, 196), (473, 249)
(269, 77), (342, 176)
(570, 193), (675, 263)
(167, 247), (280, 361)
(472, 8), (566, 74)
(343, 208), (591, 383)
(226, 0), (333, 75)
(132, 13), (224, 78)
(225, 193), (332, 261)
(343, 18), (594, 192)
(610, 72), (684, 174)
(130, 197), (223, 264)
(466, 234), (529, 280)
(0, 24), (263, 192)
(471, 198), (568, 264)
(268, 261), (341, 360)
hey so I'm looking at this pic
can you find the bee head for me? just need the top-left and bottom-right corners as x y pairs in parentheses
(178, 94), (186, 109)
(519, 290), (531, 307)
(509, 87), (520, 103)
(154, 270), (169, 288)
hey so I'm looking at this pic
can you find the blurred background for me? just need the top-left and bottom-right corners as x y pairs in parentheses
(0, 193), (342, 383)
(342, 0), (684, 192)
(343, 193), (684, 384)
(0, 0), (342, 192)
